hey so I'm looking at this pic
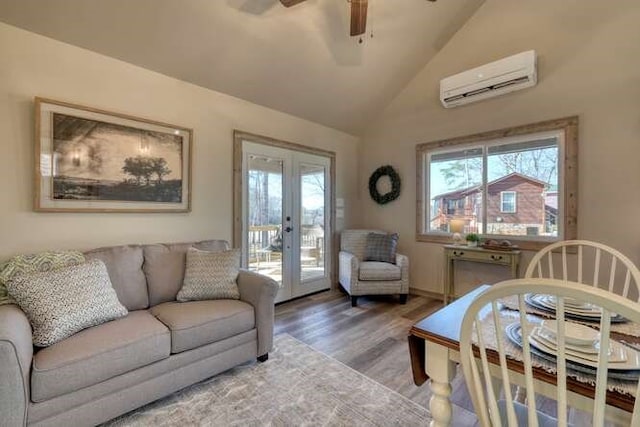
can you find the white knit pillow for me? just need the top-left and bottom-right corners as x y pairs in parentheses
(177, 248), (241, 302)
(6, 259), (128, 347)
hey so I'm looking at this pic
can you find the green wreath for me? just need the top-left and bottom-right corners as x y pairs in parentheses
(369, 165), (401, 205)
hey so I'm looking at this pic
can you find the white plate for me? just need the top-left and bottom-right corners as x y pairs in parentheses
(535, 295), (605, 318)
(525, 293), (627, 323)
(533, 328), (624, 361)
(547, 295), (591, 309)
(540, 320), (599, 346)
(528, 328), (639, 369)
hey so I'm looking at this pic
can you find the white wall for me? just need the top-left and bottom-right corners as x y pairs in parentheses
(359, 0), (640, 295)
(0, 22), (360, 258)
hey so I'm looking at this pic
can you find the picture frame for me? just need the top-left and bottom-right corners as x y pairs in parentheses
(35, 97), (192, 212)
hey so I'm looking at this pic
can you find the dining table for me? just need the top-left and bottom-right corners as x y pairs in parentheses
(408, 285), (638, 427)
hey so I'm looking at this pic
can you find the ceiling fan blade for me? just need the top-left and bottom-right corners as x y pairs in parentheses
(280, 0), (307, 7)
(350, 0), (368, 36)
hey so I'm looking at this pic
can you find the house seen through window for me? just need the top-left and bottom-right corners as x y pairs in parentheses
(417, 117), (577, 249)
(425, 132), (562, 240)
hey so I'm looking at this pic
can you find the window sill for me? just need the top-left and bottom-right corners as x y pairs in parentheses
(415, 233), (558, 251)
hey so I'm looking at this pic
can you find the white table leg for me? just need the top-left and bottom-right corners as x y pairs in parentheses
(425, 341), (456, 427)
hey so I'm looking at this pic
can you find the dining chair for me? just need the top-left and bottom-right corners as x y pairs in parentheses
(525, 240), (640, 301)
(460, 277), (640, 427)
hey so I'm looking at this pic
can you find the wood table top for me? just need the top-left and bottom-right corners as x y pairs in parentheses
(410, 285), (489, 348)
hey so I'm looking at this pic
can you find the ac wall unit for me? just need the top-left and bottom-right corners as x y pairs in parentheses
(440, 50), (537, 108)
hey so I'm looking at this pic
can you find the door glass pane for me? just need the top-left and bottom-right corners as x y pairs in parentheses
(299, 163), (325, 282)
(487, 137), (559, 237)
(247, 155), (283, 285)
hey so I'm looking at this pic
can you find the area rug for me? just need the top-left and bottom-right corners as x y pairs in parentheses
(105, 334), (431, 426)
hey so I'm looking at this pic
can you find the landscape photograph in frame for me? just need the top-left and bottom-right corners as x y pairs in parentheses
(35, 98), (192, 212)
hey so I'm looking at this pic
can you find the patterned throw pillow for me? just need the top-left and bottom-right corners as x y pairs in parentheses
(5, 259), (128, 347)
(363, 233), (399, 264)
(0, 250), (85, 306)
(177, 248), (241, 302)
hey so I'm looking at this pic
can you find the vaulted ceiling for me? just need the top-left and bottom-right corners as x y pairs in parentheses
(0, 0), (484, 134)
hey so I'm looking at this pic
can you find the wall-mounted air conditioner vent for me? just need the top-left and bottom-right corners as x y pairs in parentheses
(440, 50), (537, 108)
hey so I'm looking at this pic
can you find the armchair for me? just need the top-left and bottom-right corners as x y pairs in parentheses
(338, 229), (409, 307)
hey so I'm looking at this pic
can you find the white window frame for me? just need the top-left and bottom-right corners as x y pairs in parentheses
(500, 191), (517, 213)
(416, 117), (578, 251)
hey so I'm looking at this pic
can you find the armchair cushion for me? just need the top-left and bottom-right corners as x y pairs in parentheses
(359, 262), (402, 281)
(340, 229), (384, 261)
(363, 233), (399, 264)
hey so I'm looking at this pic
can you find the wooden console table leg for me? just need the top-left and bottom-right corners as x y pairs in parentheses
(425, 341), (455, 427)
(443, 254), (451, 305)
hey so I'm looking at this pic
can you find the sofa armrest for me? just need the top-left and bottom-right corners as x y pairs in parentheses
(396, 253), (410, 293)
(0, 304), (33, 426)
(237, 270), (279, 357)
(339, 251), (359, 293)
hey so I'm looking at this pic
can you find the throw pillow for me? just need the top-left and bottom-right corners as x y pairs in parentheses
(5, 259), (128, 347)
(0, 250), (85, 307)
(363, 233), (399, 264)
(177, 248), (241, 302)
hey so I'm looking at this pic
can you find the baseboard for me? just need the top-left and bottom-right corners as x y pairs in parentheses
(409, 287), (444, 301)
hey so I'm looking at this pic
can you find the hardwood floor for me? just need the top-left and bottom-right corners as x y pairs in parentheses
(275, 289), (600, 427)
(274, 289), (479, 425)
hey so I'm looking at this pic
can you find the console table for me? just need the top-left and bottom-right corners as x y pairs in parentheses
(443, 244), (520, 304)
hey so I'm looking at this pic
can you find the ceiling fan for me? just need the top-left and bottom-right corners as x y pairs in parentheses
(280, 0), (437, 37)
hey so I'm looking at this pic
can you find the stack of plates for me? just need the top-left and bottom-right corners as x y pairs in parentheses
(524, 294), (626, 323)
(531, 320), (627, 366)
(504, 323), (640, 380)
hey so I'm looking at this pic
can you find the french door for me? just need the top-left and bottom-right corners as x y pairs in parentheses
(240, 141), (332, 303)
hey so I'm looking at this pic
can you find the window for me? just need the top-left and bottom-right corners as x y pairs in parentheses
(416, 117), (578, 250)
(500, 191), (516, 213)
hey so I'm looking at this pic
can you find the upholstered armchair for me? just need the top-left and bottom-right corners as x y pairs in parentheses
(339, 229), (409, 307)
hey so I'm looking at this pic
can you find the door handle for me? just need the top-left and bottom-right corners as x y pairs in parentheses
(285, 226), (293, 233)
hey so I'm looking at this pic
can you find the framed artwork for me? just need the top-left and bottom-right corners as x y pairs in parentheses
(35, 98), (192, 212)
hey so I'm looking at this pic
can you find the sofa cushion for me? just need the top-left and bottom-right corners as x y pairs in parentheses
(358, 261), (402, 281)
(176, 248), (241, 302)
(151, 300), (254, 353)
(85, 245), (148, 310)
(0, 250), (85, 306)
(143, 240), (229, 306)
(6, 259), (128, 347)
(31, 310), (170, 403)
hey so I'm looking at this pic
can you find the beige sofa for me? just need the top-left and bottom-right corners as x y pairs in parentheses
(0, 240), (279, 427)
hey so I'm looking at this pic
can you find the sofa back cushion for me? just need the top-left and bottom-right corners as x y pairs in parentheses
(143, 240), (229, 306)
(84, 245), (148, 310)
(340, 229), (385, 261)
